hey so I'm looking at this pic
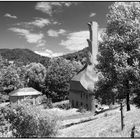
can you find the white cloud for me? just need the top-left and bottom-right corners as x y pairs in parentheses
(52, 20), (61, 25)
(28, 17), (51, 28)
(4, 13), (17, 19)
(60, 29), (104, 51)
(89, 12), (96, 17)
(9, 27), (45, 47)
(17, 17), (51, 28)
(35, 2), (77, 16)
(34, 49), (63, 57)
(60, 31), (89, 51)
(47, 29), (66, 37)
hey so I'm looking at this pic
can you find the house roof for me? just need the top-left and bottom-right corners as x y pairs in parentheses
(70, 80), (87, 92)
(70, 63), (98, 93)
(71, 64), (87, 82)
(9, 87), (42, 97)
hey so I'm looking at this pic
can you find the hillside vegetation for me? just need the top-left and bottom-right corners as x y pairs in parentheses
(0, 48), (50, 65)
(0, 48), (88, 66)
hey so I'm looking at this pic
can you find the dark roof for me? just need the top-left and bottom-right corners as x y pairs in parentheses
(70, 80), (87, 92)
(9, 87), (42, 97)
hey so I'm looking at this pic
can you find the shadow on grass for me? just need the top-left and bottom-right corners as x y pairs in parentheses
(61, 117), (98, 129)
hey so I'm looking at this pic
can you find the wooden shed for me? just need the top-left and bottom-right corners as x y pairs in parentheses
(9, 87), (42, 105)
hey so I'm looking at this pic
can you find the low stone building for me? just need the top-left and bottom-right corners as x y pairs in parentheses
(9, 87), (42, 105)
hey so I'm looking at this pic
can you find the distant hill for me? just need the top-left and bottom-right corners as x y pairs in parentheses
(0, 48), (50, 66)
(62, 47), (89, 65)
(0, 47), (89, 66)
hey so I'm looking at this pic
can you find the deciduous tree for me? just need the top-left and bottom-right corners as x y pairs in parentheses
(96, 2), (140, 111)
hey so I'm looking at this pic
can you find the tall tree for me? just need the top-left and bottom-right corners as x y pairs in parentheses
(96, 2), (140, 111)
(0, 64), (24, 94)
(25, 63), (46, 92)
(44, 57), (81, 102)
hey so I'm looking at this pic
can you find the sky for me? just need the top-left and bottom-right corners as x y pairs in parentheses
(0, 1), (113, 57)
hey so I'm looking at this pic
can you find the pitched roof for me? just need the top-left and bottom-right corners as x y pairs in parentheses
(71, 64), (87, 81)
(70, 80), (87, 92)
(9, 87), (42, 97)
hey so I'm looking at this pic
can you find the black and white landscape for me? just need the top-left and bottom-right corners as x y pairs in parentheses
(0, 1), (140, 138)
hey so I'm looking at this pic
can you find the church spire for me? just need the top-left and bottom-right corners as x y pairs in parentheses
(87, 21), (98, 65)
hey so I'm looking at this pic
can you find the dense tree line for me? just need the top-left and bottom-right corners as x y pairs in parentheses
(0, 48), (50, 66)
(62, 47), (89, 65)
(0, 55), (82, 102)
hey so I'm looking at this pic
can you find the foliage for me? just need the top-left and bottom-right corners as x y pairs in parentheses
(0, 55), (9, 68)
(62, 47), (89, 65)
(77, 106), (87, 113)
(25, 63), (46, 92)
(53, 100), (71, 110)
(95, 2), (140, 110)
(0, 48), (50, 66)
(0, 64), (24, 94)
(0, 106), (12, 137)
(2, 101), (58, 138)
(0, 94), (9, 103)
(45, 57), (81, 102)
(36, 95), (53, 109)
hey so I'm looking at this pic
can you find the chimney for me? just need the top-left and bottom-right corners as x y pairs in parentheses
(87, 21), (98, 65)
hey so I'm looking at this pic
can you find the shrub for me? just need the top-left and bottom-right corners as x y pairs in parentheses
(133, 95), (140, 108)
(0, 106), (13, 137)
(0, 94), (9, 103)
(77, 107), (87, 113)
(36, 95), (53, 109)
(53, 100), (71, 110)
(4, 100), (58, 138)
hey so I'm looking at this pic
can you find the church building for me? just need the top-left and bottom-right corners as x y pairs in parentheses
(69, 21), (99, 113)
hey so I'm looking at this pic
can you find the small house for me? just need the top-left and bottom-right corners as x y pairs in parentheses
(9, 87), (42, 105)
(69, 65), (96, 111)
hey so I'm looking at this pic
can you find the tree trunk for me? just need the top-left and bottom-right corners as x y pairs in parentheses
(126, 80), (130, 111)
(126, 91), (130, 111)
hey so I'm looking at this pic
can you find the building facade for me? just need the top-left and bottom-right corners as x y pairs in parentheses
(9, 87), (42, 105)
(69, 66), (95, 112)
(69, 21), (98, 113)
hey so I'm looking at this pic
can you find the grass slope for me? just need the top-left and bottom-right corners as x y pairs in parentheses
(57, 105), (140, 138)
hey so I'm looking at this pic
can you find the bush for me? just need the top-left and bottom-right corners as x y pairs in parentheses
(36, 95), (53, 109)
(53, 100), (71, 110)
(3, 100), (58, 138)
(133, 95), (140, 108)
(0, 106), (13, 137)
(77, 107), (87, 113)
(0, 94), (9, 103)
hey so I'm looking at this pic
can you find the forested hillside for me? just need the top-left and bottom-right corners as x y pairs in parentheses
(62, 47), (89, 65)
(0, 48), (89, 66)
(0, 48), (50, 65)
